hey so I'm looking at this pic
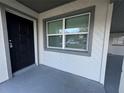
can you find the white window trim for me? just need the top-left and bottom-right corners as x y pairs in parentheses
(46, 12), (91, 52)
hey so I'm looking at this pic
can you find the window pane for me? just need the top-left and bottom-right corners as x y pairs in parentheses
(48, 20), (63, 34)
(48, 36), (62, 47)
(65, 34), (87, 49)
(65, 14), (89, 33)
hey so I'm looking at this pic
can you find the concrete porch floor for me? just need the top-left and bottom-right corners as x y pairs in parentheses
(0, 65), (105, 93)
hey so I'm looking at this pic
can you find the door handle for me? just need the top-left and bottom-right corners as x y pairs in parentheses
(9, 40), (13, 48)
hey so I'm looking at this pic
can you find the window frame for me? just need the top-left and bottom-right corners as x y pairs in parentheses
(46, 19), (63, 49)
(43, 6), (95, 56)
(46, 12), (91, 51)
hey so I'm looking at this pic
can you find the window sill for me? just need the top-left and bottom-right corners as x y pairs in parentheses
(44, 48), (91, 56)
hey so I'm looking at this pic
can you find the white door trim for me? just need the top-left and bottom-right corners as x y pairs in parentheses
(0, 5), (12, 82)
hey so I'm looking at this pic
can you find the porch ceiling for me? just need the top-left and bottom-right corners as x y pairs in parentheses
(16, 0), (76, 13)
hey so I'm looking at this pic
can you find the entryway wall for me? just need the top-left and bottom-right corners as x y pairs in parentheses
(0, 0), (113, 85)
(38, 0), (113, 84)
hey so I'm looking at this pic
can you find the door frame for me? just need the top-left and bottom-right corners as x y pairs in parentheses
(0, 4), (38, 78)
(6, 8), (39, 66)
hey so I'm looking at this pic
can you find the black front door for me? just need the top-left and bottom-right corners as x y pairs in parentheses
(6, 12), (35, 73)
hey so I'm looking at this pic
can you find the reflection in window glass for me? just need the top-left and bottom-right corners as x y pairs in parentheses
(48, 36), (62, 47)
(65, 14), (89, 33)
(65, 34), (87, 49)
(48, 20), (63, 34)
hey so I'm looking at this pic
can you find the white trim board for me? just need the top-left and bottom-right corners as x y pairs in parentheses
(39, 0), (113, 84)
(0, 6), (12, 83)
(100, 3), (114, 84)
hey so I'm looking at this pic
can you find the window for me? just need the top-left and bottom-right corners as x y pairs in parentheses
(47, 20), (63, 48)
(44, 6), (95, 56)
(65, 14), (90, 51)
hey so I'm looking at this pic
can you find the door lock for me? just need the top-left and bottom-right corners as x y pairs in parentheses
(9, 40), (13, 48)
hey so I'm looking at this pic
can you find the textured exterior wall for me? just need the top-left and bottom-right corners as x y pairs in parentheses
(38, 0), (112, 84)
